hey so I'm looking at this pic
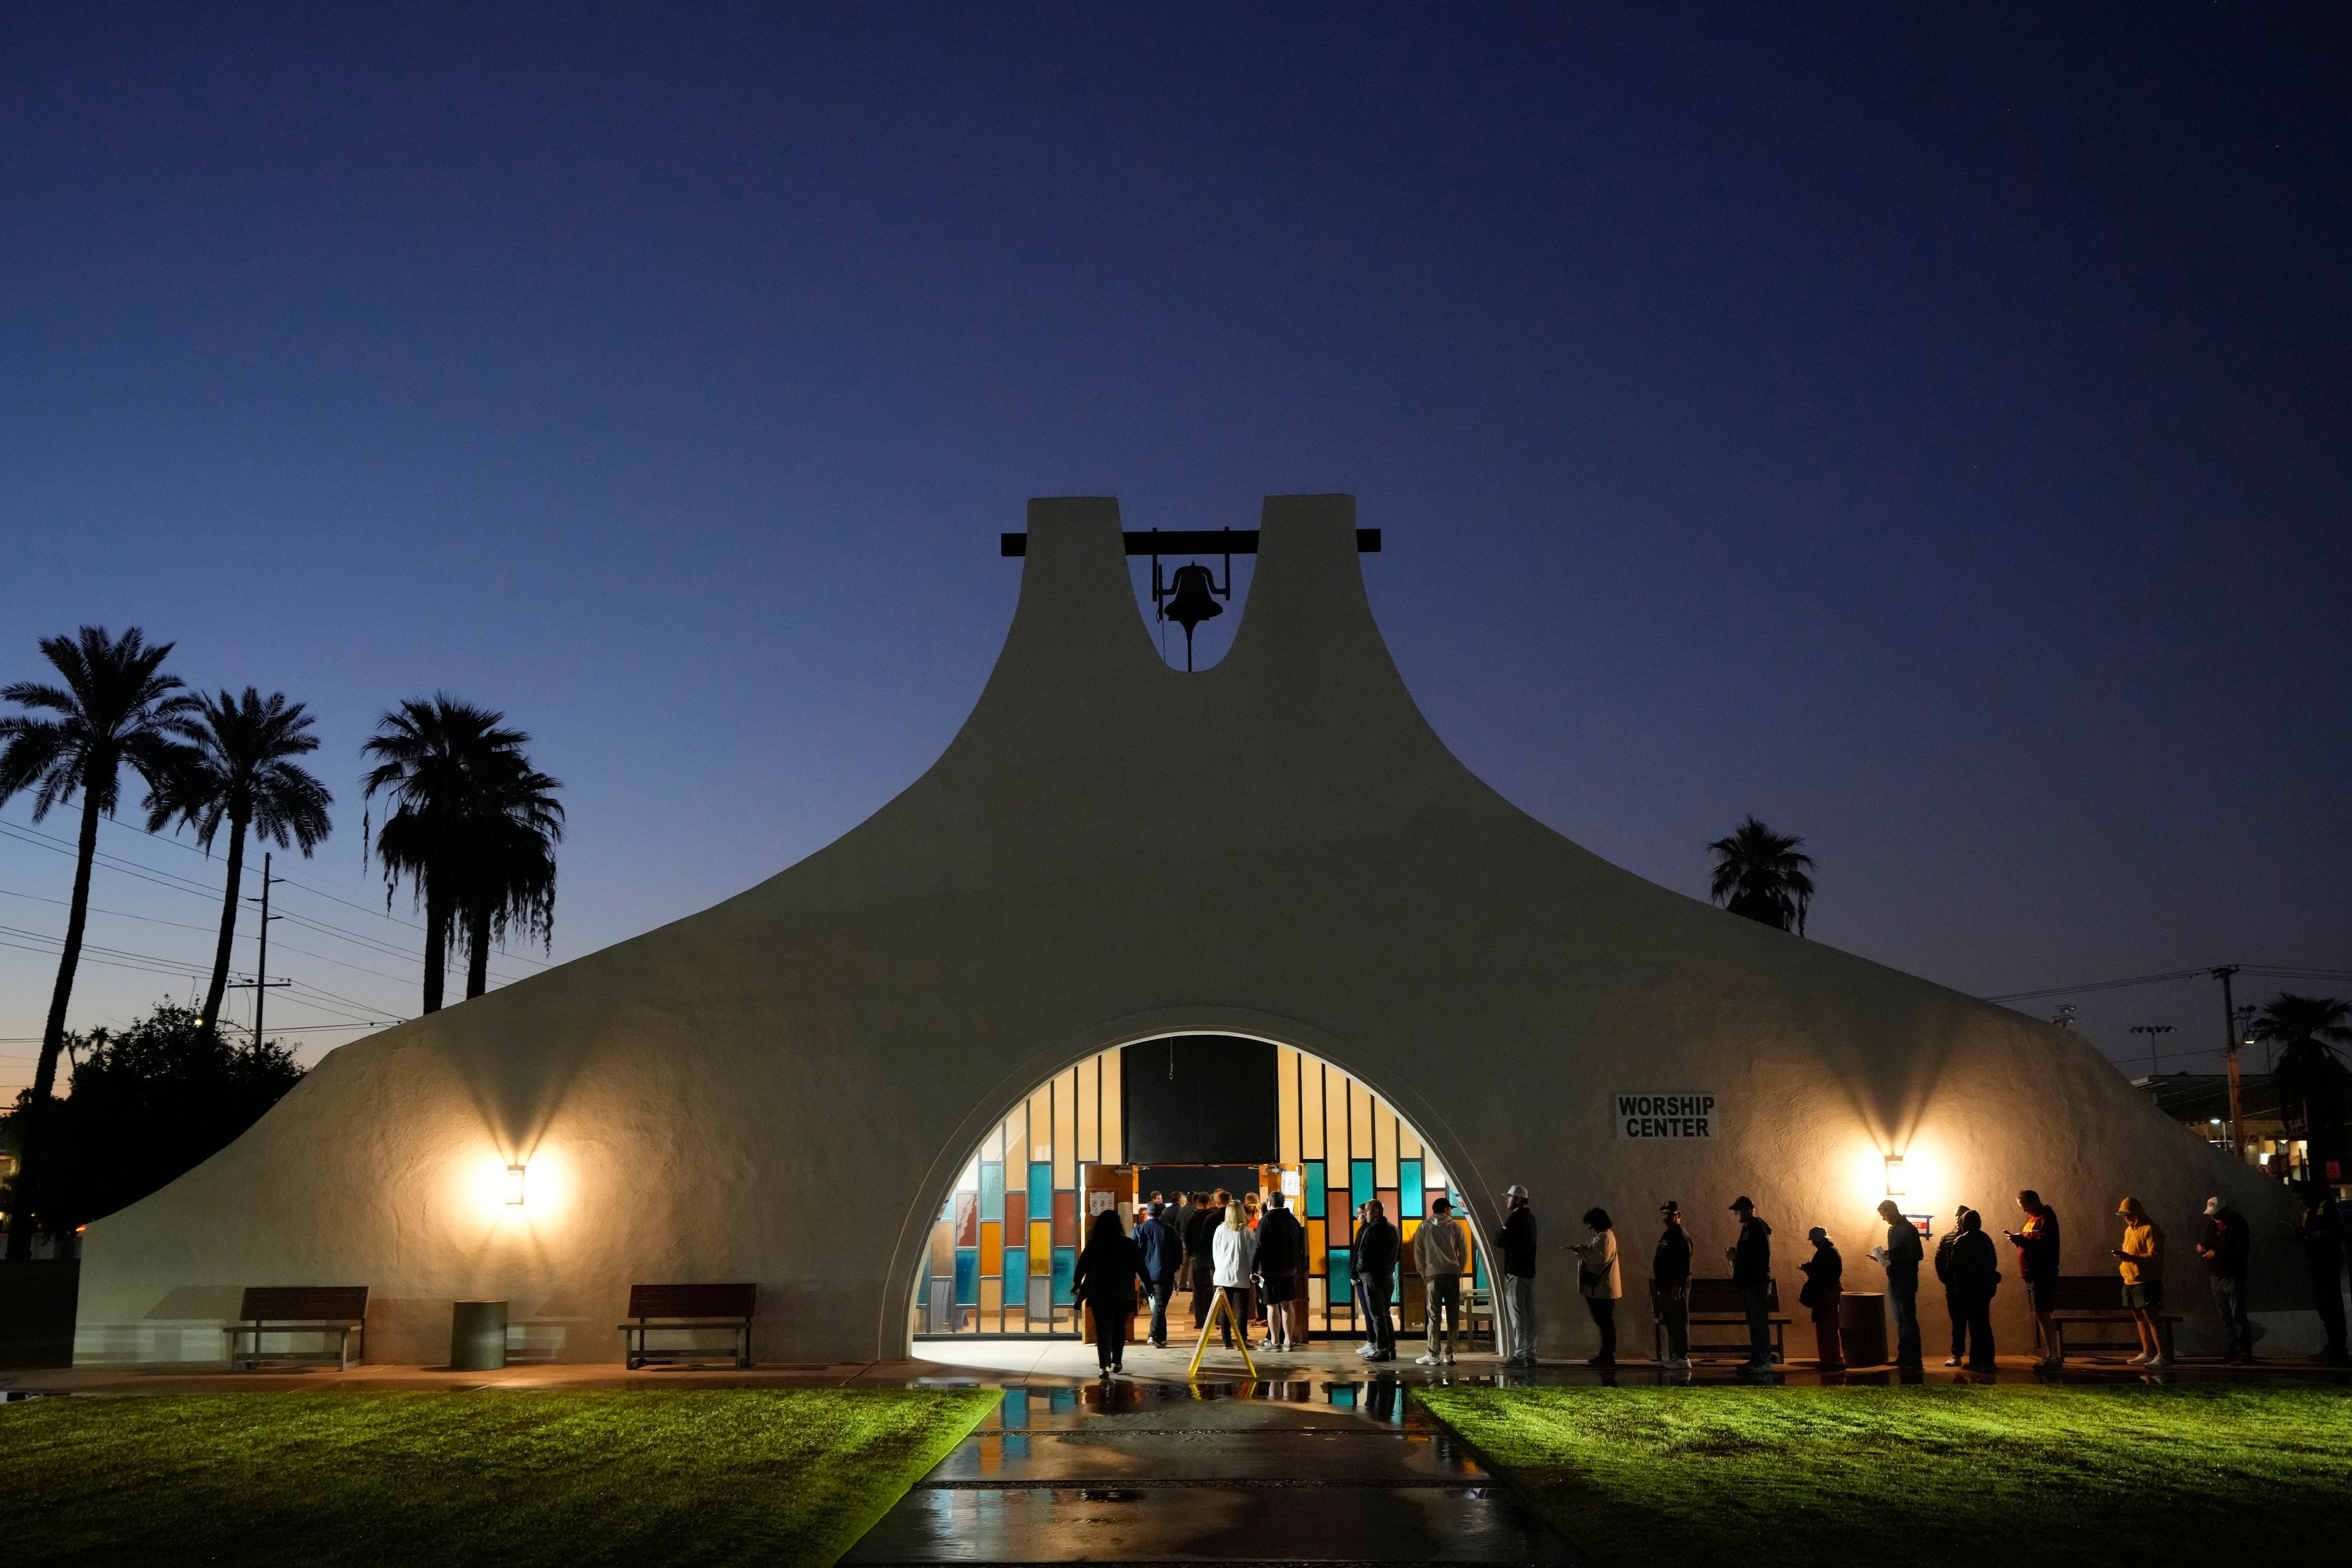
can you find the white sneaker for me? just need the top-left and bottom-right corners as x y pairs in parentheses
(1442, 1351), (1457, 1363)
(2127, 1352), (2151, 1365)
(2146, 1355), (2170, 1369)
(1415, 1352), (1439, 1365)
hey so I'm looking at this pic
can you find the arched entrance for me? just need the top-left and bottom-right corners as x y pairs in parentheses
(908, 1034), (1487, 1343)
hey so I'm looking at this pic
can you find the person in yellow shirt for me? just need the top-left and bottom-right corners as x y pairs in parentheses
(2111, 1197), (2168, 1368)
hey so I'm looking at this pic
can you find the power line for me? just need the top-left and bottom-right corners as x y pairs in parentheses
(1983, 965), (2352, 1005)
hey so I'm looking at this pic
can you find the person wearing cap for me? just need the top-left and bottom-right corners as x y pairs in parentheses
(1725, 1196), (1774, 1369)
(1799, 1226), (1845, 1371)
(1947, 1208), (2001, 1371)
(2197, 1194), (2254, 1362)
(1868, 1199), (1924, 1370)
(1651, 1200), (1693, 1370)
(1414, 1195), (1469, 1364)
(2111, 1196), (2167, 1367)
(1494, 1185), (1539, 1366)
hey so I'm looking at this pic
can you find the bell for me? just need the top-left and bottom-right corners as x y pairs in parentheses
(1159, 562), (1224, 670)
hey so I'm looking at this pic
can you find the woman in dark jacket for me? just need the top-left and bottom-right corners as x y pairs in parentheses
(1800, 1226), (1845, 1370)
(1945, 1207), (2002, 1371)
(1070, 1208), (1147, 1377)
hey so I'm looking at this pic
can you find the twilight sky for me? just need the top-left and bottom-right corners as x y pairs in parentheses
(4, 5), (2348, 1096)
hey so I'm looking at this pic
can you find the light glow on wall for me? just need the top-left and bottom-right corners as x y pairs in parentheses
(466, 1147), (570, 1223)
(1883, 1155), (1905, 1197)
(505, 1164), (528, 1206)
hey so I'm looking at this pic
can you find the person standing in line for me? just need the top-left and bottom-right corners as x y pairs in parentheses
(1651, 1201), (1693, 1370)
(1726, 1196), (1774, 1370)
(1255, 1189), (1308, 1352)
(2293, 1180), (2348, 1366)
(1933, 1205), (1972, 1366)
(1415, 1196), (1469, 1365)
(2111, 1196), (2168, 1368)
(1571, 1208), (1622, 1367)
(1185, 1191), (1223, 1333)
(1349, 1201), (1378, 1353)
(1354, 1199), (1402, 1362)
(1494, 1185), (1540, 1366)
(2198, 1194), (2255, 1363)
(1132, 1200), (1183, 1349)
(1947, 1208), (2001, 1371)
(1210, 1198), (1260, 1349)
(1070, 1208), (1146, 1378)
(1869, 1200), (1924, 1370)
(2003, 1189), (2064, 1368)
(1242, 1191), (1264, 1329)
(1800, 1226), (1845, 1371)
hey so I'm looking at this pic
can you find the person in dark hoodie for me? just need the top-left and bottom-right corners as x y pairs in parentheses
(1131, 1200), (1183, 1349)
(2002, 1189), (2064, 1368)
(1726, 1196), (1774, 1369)
(1354, 1199), (1402, 1362)
(1652, 1200), (1694, 1370)
(1070, 1208), (1147, 1377)
(1185, 1191), (1224, 1333)
(2198, 1194), (2255, 1363)
(1800, 1226), (1845, 1370)
(1870, 1199), (1924, 1370)
(1947, 1207), (2002, 1370)
(2294, 1180), (2348, 1366)
(1933, 1204), (1972, 1366)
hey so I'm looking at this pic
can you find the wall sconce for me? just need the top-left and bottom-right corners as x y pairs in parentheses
(1883, 1155), (1905, 1197)
(504, 1164), (527, 1206)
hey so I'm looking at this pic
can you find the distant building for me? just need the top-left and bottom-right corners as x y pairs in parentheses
(2132, 1072), (2334, 1189)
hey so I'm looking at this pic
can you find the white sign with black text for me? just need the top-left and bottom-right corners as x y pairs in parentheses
(1612, 1091), (1717, 1139)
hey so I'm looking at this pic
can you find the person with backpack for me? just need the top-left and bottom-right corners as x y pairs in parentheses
(1869, 1199), (1924, 1370)
(1933, 1204), (1972, 1366)
(1652, 1200), (1694, 1370)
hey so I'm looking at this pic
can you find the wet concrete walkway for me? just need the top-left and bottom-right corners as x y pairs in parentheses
(843, 1376), (1581, 1566)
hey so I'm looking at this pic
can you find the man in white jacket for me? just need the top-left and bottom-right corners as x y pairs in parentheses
(1414, 1197), (1470, 1364)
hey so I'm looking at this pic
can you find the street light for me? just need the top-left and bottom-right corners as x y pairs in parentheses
(2128, 1023), (2176, 1079)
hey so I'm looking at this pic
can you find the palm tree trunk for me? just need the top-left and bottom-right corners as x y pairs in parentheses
(464, 903), (491, 1000)
(421, 888), (448, 1015)
(6, 784), (103, 1261)
(200, 811), (249, 1040)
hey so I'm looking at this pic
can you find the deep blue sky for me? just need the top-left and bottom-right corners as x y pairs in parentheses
(4, 4), (2348, 1093)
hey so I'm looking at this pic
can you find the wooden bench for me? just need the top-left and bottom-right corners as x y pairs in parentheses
(1667, 1277), (1789, 1363)
(620, 1283), (756, 1369)
(224, 1286), (369, 1371)
(2047, 1273), (2179, 1360)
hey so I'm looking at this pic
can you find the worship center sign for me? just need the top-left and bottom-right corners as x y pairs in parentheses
(1613, 1091), (1717, 1139)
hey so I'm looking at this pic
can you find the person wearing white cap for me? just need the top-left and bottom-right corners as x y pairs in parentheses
(1493, 1184), (1539, 1365)
(2197, 1194), (2254, 1363)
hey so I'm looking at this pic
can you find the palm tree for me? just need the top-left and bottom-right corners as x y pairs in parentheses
(361, 696), (561, 1012)
(453, 750), (563, 1000)
(2251, 993), (2352, 1177)
(151, 689), (334, 1041)
(1706, 815), (1816, 935)
(0, 627), (199, 1259)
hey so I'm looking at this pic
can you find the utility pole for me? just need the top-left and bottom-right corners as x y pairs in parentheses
(2212, 965), (2244, 1161)
(230, 852), (290, 1050)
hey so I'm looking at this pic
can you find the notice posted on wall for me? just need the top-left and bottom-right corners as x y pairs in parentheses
(1612, 1091), (1716, 1139)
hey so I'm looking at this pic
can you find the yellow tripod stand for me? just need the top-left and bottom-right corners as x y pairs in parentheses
(1185, 1289), (1260, 1379)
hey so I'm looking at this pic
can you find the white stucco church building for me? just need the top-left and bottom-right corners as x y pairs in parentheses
(75, 494), (2305, 1366)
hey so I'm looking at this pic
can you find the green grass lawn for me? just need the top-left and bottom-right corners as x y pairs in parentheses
(0, 1387), (997, 1567)
(1420, 1382), (2352, 1567)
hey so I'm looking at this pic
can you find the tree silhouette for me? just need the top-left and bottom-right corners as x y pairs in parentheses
(0, 627), (199, 1258)
(2252, 993), (2352, 1177)
(1706, 815), (1816, 935)
(151, 689), (334, 1041)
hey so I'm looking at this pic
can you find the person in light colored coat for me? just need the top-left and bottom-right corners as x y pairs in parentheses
(1210, 1201), (1261, 1349)
(1414, 1196), (1471, 1363)
(1571, 1207), (1623, 1367)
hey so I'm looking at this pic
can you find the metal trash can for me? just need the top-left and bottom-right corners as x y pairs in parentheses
(451, 1299), (509, 1371)
(1839, 1292), (1887, 1367)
